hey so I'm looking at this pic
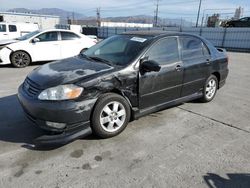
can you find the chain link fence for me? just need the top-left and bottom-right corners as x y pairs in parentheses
(97, 27), (250, 51)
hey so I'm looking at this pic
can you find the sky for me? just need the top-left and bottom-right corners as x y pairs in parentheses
(0, 0), (249, 21)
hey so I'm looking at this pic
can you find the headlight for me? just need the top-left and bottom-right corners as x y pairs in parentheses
(38, 84), (83, 101)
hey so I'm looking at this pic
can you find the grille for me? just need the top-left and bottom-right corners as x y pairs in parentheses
(23, 78), (41, 98)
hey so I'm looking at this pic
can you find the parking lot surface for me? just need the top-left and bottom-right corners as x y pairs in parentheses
(0, 52), (249, 188)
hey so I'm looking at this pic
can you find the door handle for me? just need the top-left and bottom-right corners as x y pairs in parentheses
(3, 34), (8, 35)
(206, 59), (210, 65)
(175, 64), (182, 71)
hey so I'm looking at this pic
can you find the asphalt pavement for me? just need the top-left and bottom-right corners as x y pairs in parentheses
(0, 52), (249, 188)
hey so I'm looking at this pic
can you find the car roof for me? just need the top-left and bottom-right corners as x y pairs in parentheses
(121, 30), (198, 38)
(40, 29), (78, 33)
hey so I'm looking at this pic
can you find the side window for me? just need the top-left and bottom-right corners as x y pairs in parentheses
(181, 37), (206, 60)
(61, 32), (80, 40)
(36, 32), (58, 42)
(146, 37), (180, 65)
(202, 44), (210, 56)
(9, 25), (17, 32)
(0, 24), (6, 32)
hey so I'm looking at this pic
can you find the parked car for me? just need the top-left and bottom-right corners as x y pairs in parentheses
(225, 17), (250, 27)
(18, 31), (229, 144)
(0, 22), (39, 40)
(0, 29), (96, 67)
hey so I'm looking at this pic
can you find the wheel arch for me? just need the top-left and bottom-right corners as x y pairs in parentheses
(10, 50), (32, 63)
(90, 89), (134, 124)
(211, 72), (220, 88)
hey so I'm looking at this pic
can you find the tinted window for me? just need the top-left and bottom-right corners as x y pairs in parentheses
(9, 25), (17, 32)
(181, 37), (206, 60)
(0, 24), (6, 32)
(61, 32), (80, 40)
(202, 44), (210, 56)
(146, 37), (179, 65)
(37, 32), (58, 42)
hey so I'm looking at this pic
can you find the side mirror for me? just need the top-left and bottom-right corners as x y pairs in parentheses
(32, 38), (40, 43)
(140, 60), (161, 73)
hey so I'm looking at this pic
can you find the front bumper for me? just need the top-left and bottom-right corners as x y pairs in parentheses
(0, 47), (12, 65)
(18, 84), (97, 144)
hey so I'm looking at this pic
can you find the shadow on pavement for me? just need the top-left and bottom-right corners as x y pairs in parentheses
(203, 173), (250, 188)
(0, 94), (45, 147)
(0, 94), (95, 151)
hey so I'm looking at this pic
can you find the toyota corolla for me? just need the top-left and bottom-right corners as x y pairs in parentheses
(18, 31), (229, 144)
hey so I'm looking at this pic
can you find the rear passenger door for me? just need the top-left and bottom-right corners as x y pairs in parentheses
(139, 37), (184, 109)
(180, 36), (211, 97)
(59, 31), (82, 58)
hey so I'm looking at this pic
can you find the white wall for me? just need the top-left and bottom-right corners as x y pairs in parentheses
(0, 12), (60, 29)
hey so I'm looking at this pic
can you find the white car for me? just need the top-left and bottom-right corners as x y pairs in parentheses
(0, 29), (96, 68)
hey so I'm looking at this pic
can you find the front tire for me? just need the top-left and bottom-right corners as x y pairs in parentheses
(11, 51), (31, 68)
(91, 93), (131, 138)
(200, 75), (218, 102)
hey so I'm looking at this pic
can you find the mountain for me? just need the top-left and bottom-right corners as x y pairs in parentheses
(6, 8), (192, 27)
(7, 8), (86, 20)
(104, 15), (192, 27)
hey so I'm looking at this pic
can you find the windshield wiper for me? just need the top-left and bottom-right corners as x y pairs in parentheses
(88, 56), (113, 66)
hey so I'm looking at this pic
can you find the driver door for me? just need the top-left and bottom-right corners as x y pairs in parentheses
(31, 31), (61, 61)
(139, 37), (184, 109)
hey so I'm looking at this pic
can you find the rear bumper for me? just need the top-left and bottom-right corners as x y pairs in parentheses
(18, 84), (97, 144)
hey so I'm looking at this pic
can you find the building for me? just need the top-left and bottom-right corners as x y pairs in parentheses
(0, 12), (60, 29)
(207, 14), (220, 27)
(233, 6), (244, 20)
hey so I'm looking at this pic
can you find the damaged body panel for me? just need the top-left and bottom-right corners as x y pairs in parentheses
(18, 31), (229, 144)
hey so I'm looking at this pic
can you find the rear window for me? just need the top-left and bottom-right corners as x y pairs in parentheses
(0, 24), (6, 32)
(9, 25), (17, 32)
(180, 36), (209, 60)
(61, 32), (80, 40)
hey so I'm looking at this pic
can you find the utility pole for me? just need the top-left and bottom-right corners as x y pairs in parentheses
(195, 0), (202, 27)
(72, 12), (75, 25)
(154, 0), (160, 27)
(96, 8), (101, 27)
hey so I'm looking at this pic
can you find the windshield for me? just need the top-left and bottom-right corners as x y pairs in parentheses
(16, 30), (40, 40)
(0, 24), (6, 32)
(83, 35), (152, 66)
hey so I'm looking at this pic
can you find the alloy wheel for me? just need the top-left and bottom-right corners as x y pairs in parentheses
(99, 101), (126, 133)
(205, 79), (217, 99)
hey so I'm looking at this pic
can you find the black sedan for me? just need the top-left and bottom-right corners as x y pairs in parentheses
(18, 31), (229, 144)
(225, 17), (250, 27)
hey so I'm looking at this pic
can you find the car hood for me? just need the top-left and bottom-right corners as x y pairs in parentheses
(27, 55), (114, 88)
(0, 39), (18, 46)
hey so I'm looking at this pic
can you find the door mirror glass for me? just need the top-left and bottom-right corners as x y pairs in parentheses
(32, 38), (40, 43)
(141, 60), (161, 73)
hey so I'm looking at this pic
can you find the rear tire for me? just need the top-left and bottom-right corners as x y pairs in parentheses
(91, 93), (131, 138)
(11, 51), (31, 68)
(200, 75), (218, 103)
